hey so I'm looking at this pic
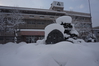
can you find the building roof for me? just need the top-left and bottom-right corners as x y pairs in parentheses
(0, 6), (90, 17)
(0, 6), (66, 14)
(64, 10), (90, 17)
(93, 26), (99, 29)
(93, 26), (99, 30)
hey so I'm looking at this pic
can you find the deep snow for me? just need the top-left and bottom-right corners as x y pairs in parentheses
(0, 42), (99, 66)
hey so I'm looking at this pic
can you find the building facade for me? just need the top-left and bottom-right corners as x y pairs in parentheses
(0, 1), (92, 43)
(93, 26), (99, 42)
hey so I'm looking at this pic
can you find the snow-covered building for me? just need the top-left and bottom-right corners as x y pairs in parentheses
(93, 26), (99, 42)
(0, 1), (92, 43)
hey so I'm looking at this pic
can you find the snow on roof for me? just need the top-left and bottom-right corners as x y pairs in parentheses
(20, 29), (44, 31)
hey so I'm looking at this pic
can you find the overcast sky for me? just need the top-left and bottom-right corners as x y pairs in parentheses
(0, 0), (99, 27)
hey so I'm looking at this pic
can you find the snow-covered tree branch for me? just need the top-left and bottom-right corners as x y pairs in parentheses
(8, 7), (25, 43)
(0, 7), (25, 43)
(0, 13), (6, 31)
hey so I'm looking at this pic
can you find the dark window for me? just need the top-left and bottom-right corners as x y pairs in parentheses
(27, 21), (35, 24)
(50, 17), (54, 19)
(6, 37), (14, 40)
(57, 2), (61, 6)
(57, 9), (61, 11)
(30, 15), (34, 18)
(40, 16), (44, 18)
(37, 22), (44, 24)
(75, 16), (78, 19)
(0, 36), (3, 40)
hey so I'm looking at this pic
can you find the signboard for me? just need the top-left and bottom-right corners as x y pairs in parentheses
(51, 1), (64, 7)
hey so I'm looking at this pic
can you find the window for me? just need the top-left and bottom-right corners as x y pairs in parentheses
(0, 36), (3, 40)
(6, 37), (14, 40)
(37, 22), (44, 24)
(50, 17), (54, 19)
(57, 2), (61, 6)
(30, 15), (34, 18)
(27, 21), (35, 24)
(32, 22), (35, 24)
(86, 24), (91, 28)
(75, 16), (78, 20)
(40, 16), (44, 19)
(57, 9), (61, 11)
(27, 21), (31, 24)
(79, 17), (84, 21)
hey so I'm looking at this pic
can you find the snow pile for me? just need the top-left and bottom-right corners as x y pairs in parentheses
(70, 24), (79, 36)
(44, 23), (64, 40)
(0, 42), (99, 66)
(56, 16), (72, 24)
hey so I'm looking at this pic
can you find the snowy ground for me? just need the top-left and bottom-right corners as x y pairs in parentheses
(0, 42), (99, 66)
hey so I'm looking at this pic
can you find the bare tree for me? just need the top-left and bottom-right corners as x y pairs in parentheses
(7, 7), (25, 43)
(0, 13), (7, 31)
(0, 13), (7, 43)
(0, 7), (25, 43)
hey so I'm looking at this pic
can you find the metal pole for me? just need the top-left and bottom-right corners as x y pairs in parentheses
(88, 0), (92, 18)
(88, 0), (93, 34)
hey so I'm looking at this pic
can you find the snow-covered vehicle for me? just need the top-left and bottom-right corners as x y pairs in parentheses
(44, 16), (84, 44)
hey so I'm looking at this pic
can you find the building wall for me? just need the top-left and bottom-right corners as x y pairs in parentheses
(0, 1), (92, 43)
(93, 28), (99, 42)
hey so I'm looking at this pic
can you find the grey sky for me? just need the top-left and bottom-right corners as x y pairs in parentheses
(0, 0), (99, 27)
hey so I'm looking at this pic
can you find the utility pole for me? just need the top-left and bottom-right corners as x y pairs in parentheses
(88, 0), (93, 34)
(88, 0), (92, 18)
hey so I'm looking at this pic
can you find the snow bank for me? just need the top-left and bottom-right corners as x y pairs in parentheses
(0, 42), (99, 66)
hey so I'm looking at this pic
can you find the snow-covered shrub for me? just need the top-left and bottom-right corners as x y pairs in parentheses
(85, 33), (96, 42)
(56, 16), (79, 39)
(38, 16), (83, 44)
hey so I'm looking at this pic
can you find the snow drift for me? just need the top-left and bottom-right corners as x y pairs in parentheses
(0, 42), (99, 66)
